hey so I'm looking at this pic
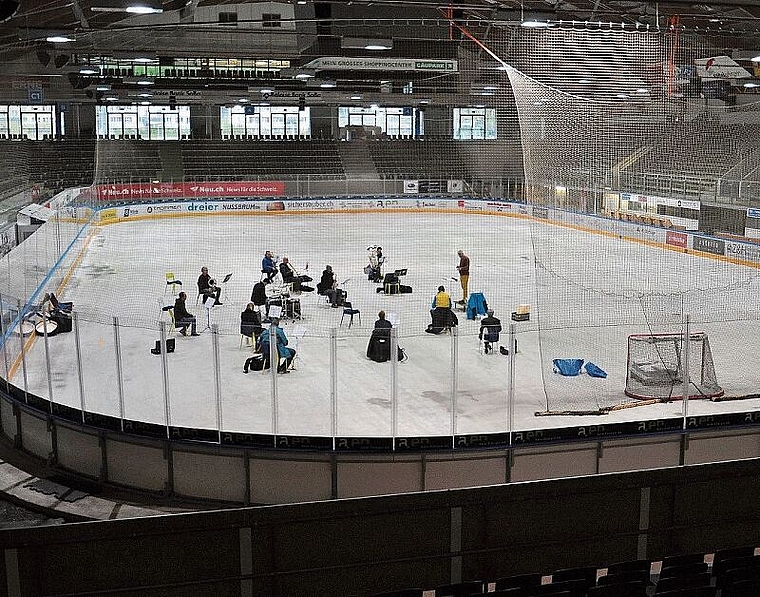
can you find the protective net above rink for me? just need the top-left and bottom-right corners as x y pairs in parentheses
(489, 25), (760, 415)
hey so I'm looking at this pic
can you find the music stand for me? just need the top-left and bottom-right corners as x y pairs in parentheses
(201, 295), (216, 332)
(220, 273), (232, 303)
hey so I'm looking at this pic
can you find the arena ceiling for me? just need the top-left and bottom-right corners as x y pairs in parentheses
(0, 0), (758, 104)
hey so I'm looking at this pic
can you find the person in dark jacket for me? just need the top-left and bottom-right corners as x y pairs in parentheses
(367, 311), (406, 362)
(279, 257), (313, 292)
(479, 310), (502, 354)
(240, 303), (262, 346)
(197, 266), (222, 305)
(173, 292), (199, 336)
(318, 265), (343, 306)
(251, 279), (269, 316)
(261, 250), (277, 283)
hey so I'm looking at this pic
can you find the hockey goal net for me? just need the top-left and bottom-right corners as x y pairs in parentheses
(625, 333), (723, 401)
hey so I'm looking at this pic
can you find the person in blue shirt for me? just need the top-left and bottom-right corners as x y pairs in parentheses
(258, 318), (296, 373)
(261, 250), (277, 283)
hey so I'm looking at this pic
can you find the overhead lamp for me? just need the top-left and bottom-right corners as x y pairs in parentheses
(744, 82), (760, 88)
(132, 57), (157, 63)
(136, 79), (154, 85)
(320, 81), (336, 88)
(238, 98), (249, 102)
(91, 0), (163, 13)
(20, 29), (75, 42)
(140, 101), (151, 105)
(46, 35), (75, 43)
(95, 85), (111, 91)
(259, 88), (274, 94)
(350, 95), (362, 100)
(138, 92), (152, 97)
(341, 37), (393, 51)
(520, 11), (554, 28)
(79, 68), (99, 75)
(105, 96), (119, 101)
(522, 19), (551, 28)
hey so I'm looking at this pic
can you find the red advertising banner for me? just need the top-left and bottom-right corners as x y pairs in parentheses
(91, 181), (285, 200)
(666, 230), (688, 248)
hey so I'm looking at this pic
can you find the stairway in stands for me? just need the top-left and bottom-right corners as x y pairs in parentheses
(157, 142), (184, 183)
(336, 138), (379, 179)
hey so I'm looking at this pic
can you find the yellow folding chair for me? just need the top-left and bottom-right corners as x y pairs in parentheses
(165, 272), (182, 295)
(161, 305), (177, 335)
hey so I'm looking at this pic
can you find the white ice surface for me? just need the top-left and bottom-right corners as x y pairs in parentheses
(7, 212), (760, 436)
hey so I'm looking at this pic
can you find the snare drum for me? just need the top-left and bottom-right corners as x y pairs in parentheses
(14, 321), (35, 337)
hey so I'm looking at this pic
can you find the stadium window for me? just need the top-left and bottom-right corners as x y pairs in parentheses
(219, 11), (237, 24)
(453, 107), (497, 140)
(220, 105), (311, 138)
(95, 105), (190, 140)
(338, 105), (417, 138)
(0, 105), (57, 140)
(262, 13), (281, 27)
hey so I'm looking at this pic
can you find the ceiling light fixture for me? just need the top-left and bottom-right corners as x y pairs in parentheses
(320, 81), (336, 88)
(518, 10), (555, 28)
(91, 0), (163, 13)
(138, 92), (152, 97)
(350, 95), (362, 100)
(136, 79), (154, 85)
(341, 37), (393, 51)
(46, 35), (75, 43)
(79, 68), (99, 75)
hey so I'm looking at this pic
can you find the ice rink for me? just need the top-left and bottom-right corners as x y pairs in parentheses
(8, 209), (760, 438)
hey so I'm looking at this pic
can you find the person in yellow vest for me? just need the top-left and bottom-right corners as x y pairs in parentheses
(426, 286), (457, 334)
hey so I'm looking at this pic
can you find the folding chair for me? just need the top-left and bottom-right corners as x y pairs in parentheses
(479, 326), (500, 355)
(165, 272), (182, 295)
(161, 305), (177, 335)
(340, 301), (361, 327)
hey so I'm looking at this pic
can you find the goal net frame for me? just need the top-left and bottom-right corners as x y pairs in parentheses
(624, 332), (724, 401)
